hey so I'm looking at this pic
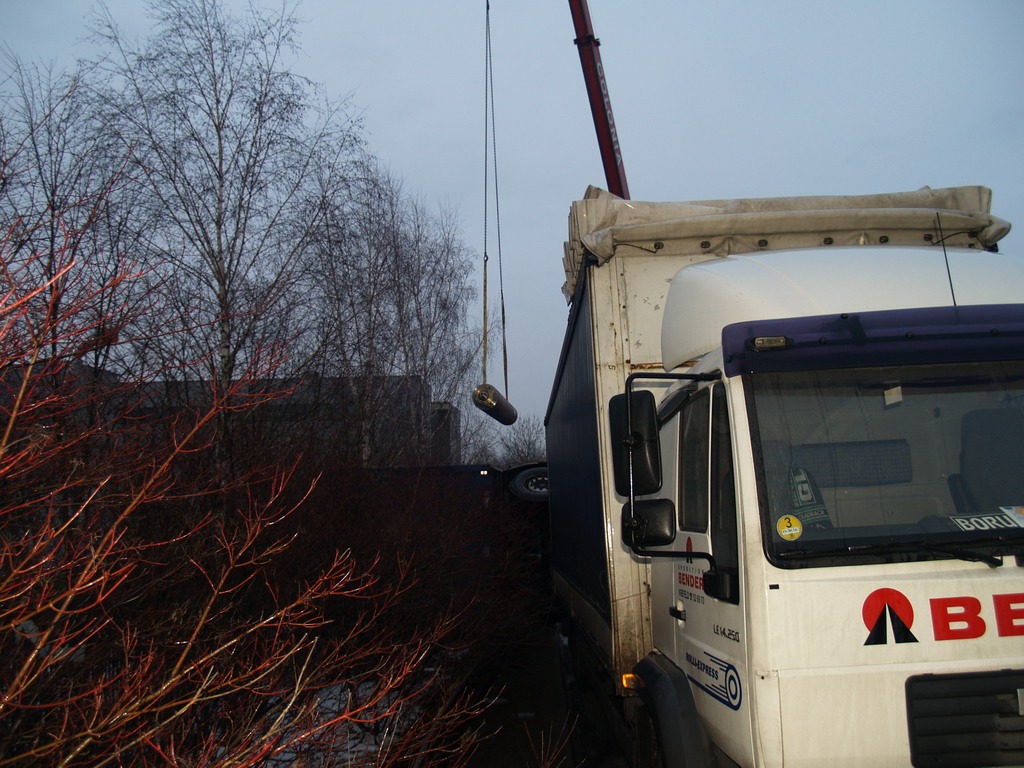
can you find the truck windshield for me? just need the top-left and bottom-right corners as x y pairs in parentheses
(749, 360), (1024, 567)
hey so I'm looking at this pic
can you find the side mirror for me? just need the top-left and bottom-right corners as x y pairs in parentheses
(622, 499), (676, 549)
(609, 390), (661, 497)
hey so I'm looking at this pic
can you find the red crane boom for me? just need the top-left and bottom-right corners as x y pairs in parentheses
(568, 0), (630, 199)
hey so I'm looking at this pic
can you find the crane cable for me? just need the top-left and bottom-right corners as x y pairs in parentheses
(482, 0), (509, 397)
(471, 1), (517, 425)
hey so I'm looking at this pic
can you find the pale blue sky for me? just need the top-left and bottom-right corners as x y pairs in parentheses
(6, 1), (1023, 419)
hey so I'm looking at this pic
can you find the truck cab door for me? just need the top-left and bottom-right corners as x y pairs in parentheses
(668, 382), (751, 762)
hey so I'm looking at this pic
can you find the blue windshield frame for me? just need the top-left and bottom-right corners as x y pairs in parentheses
(722, 304), (1024, 377)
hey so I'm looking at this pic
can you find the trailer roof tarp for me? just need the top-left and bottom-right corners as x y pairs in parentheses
(563, 186), (1011, 302)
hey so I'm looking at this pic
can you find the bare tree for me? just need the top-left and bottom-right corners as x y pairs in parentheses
(0, 53), (165, 461)
(0, 58), (103, 247)
(0, 56), (122, 348)
(91, 0), (362, 462)
(497, 414), (546, 467)
(0, 208), (497, 768)
(0, 5), (537, 765)
(306, 161), (477, 466)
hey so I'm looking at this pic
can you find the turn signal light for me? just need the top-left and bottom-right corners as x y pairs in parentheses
(621, 673), (645, 690)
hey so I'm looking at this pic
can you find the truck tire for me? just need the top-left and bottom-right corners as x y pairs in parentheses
(634, 654), (714, 768)
(634, 692), (667, 768)
(508, 463), (549, 502)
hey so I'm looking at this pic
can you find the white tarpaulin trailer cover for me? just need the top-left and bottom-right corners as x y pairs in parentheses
(562, 186), (1011, 302)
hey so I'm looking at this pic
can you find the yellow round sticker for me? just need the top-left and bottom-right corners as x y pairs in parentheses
(777, 515), (803, 540)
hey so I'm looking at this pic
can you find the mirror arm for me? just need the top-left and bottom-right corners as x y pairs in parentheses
(632, 544), (718, 568)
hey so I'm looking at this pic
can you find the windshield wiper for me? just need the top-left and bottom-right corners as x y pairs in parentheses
(902, 541), (1003, 568)
(778, 539), (1006, 567)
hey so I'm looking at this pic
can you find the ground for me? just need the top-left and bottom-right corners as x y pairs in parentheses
(468, 621), (630, 768)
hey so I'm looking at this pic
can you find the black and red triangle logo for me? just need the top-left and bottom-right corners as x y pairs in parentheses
(863, 588), (919, 645)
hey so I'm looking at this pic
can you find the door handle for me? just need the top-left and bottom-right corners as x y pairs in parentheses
(669, 606), (686, 621)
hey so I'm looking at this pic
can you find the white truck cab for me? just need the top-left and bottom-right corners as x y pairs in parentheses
(546, 186), (1024, 767)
